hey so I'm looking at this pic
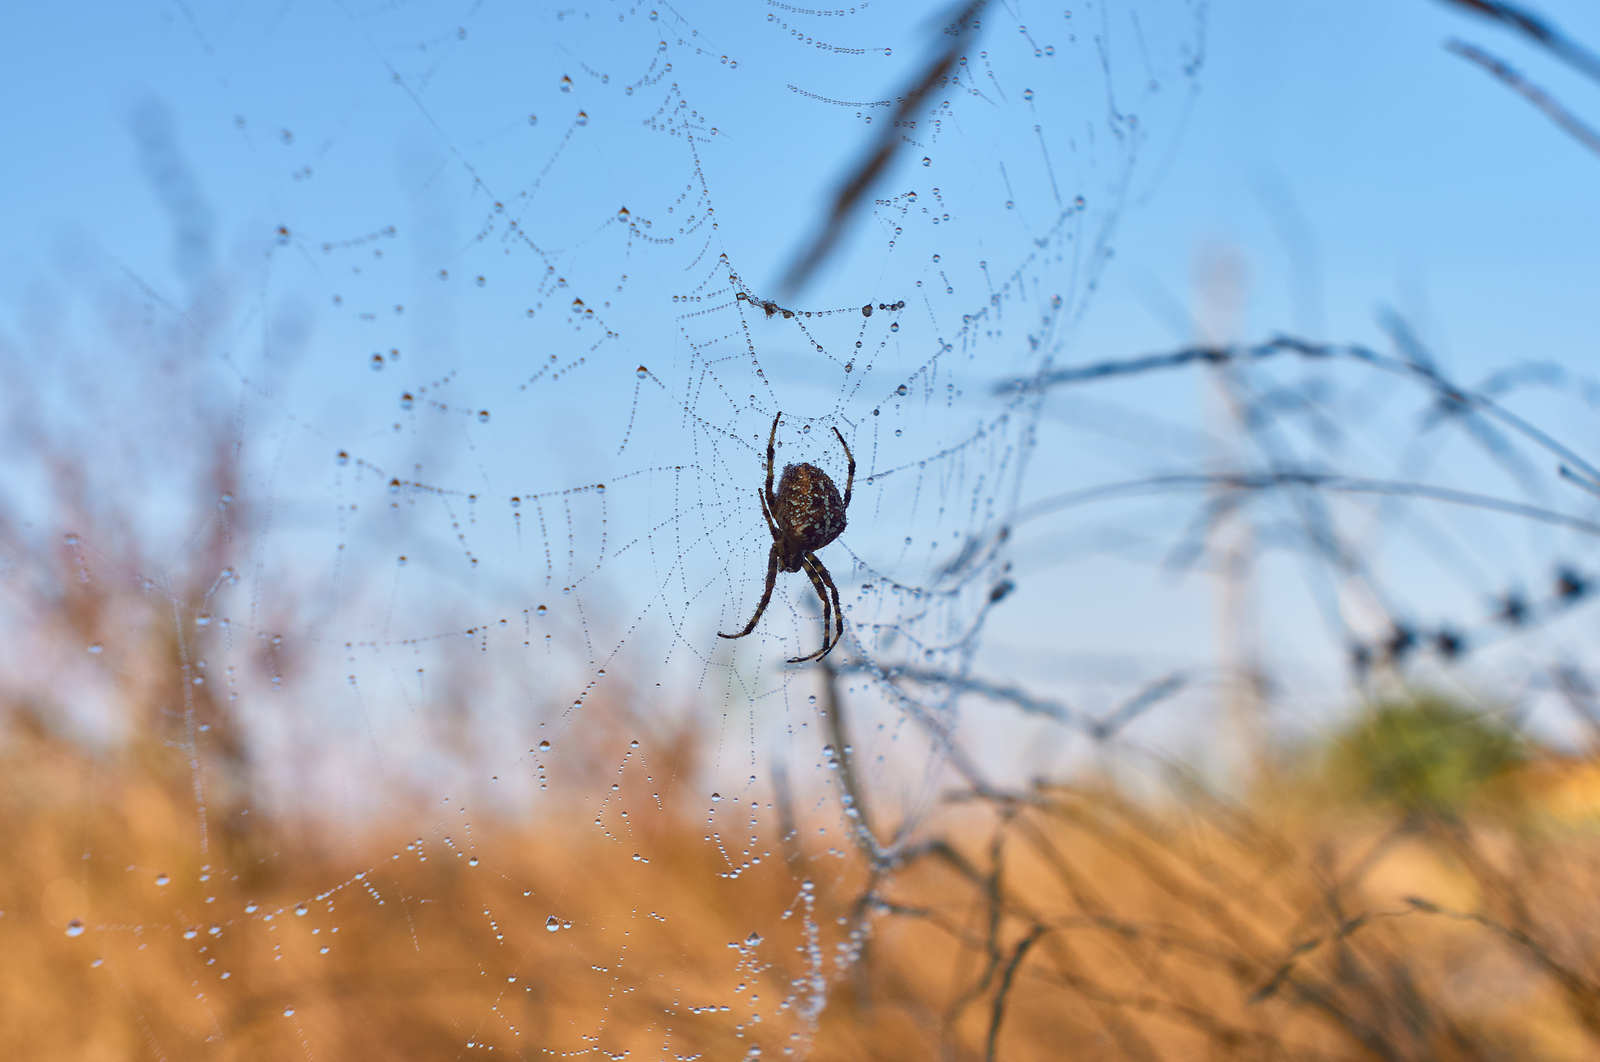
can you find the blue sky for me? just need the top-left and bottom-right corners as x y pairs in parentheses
(6, 0), (1600, 789)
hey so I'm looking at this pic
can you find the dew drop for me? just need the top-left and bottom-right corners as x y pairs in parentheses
(65, 920), (85, 938)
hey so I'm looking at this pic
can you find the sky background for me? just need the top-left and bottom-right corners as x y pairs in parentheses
(5, 0), (1600, 802)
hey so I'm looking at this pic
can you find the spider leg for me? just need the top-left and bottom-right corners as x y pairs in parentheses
(758, 486), (779, 541)
(765, 410), (782, 514)
(832, 426), (854, 511)
(720, 544), (780, 641)
(819, 554), (844, 653)
(788, 553), (842, 663)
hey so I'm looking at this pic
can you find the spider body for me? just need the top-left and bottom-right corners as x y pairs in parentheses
(771, 462), (846, 571)
(720, 411), (854, 663)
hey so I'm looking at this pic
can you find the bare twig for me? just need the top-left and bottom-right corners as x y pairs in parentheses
(985, 924), (1046, 1062)
(1438, 0), (1600, 84)
(780, 0), (987, 294)
(1446, 39), (1600, 158)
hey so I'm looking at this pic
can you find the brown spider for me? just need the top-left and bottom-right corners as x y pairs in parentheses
(719, 411), (854, 663)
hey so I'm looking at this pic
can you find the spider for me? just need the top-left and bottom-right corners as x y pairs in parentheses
(719, 411), (854, 663)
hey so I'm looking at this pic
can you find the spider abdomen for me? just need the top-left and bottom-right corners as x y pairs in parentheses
(774, 462), (845, 571)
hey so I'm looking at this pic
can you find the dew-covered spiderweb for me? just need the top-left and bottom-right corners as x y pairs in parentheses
(33, 0), (1600, 1057)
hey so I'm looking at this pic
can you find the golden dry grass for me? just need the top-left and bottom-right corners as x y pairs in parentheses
(7, 689), (1600, 1061)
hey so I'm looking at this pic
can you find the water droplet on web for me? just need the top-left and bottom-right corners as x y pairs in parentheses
(87, 643), (102, 654)
(399, 393), (414, 411)
(295, 904), (309, 917)
(155, 873), (170, 887)
(370, 353), (384, 371)
(545, 915), (561, 932)
(921, 157), (932, 167)
(559, 75), (573, 92)
(477, 410), (490, 423)
(576, 111), (589, 126)
(283, 1007), (295, 1018)
(1074, 195), (1086, 209)
(196, 613), (211, 628)
(538, 740), (551, 751)
(710, 791), (722, 803)
(1023, 88), (1035, 101)
(636, 365), (648, 378)
(65, 920), (85, 938)
(336, 450), (349, 465)
(896, 384), (908, 396)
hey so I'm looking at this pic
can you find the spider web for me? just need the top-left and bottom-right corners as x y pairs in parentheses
(2, 0), (1214, 1056)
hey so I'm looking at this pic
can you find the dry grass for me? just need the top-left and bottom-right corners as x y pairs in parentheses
(7, 666), (1600, 1060)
